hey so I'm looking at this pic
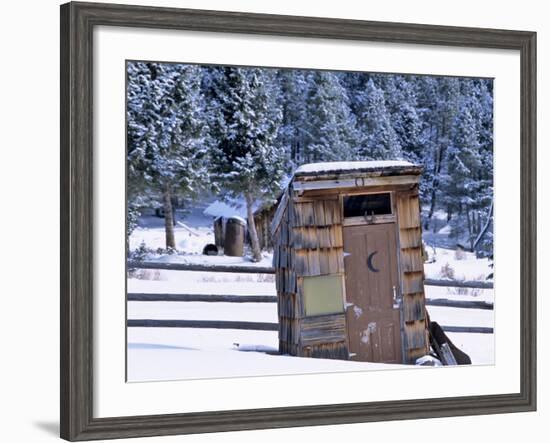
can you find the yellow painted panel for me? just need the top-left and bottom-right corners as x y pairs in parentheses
(303, 275), (344, 317)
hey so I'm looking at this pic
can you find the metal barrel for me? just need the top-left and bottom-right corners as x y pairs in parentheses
(213, 216), (225, 247)
(224, 216), (246, 257)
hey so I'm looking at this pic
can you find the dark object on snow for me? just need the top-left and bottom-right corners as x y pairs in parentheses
(202, 244), (219, 256)
(224, 217), (246, 257)
(429, 320), (472, 365)
(154, 207), (177, 225)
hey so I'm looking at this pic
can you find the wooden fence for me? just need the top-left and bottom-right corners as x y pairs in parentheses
(127, 260), (494, 334)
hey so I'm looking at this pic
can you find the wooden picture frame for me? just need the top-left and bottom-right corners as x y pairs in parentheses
(60, 1), (536, 440)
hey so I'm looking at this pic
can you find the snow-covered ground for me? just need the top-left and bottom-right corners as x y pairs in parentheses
(127, 328), (492, 382)
(424, 246), (493, 283)
(130, 225), (214, 255)
(128, 301), (277, 322)
(126, 277), (494, 382)
(127, 207), (494, 382)
(128, 271), (276, 297)
(127, 327), (408, 381)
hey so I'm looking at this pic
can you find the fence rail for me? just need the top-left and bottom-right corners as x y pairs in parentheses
(440, 326), (493, 334)
(425, 298), (493, 310)
(126, 319), (493, 334)
(127, 292), (493, 310)
(127, 319), (279, 331)
(127, 293), (277, 303)
(423, 278), (493, 290)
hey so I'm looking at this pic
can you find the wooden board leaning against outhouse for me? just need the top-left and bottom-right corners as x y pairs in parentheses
(396, 187), (429, 363)
(273, 193), (349, 359)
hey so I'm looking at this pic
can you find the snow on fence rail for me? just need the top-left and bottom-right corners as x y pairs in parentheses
(127, 260), (274, 274)
(127, 260), (494, 290)
(423, 278), (493, 290)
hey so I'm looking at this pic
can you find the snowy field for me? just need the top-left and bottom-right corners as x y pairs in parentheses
(127, 210), (494, 382)
(128, 328), (408, 381)
(126, 274), (494, 382)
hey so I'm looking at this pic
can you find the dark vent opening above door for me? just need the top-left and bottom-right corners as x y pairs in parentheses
(343, 193), (392, 218)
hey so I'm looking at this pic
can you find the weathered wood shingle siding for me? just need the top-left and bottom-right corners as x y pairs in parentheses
(396, 189), (429, 362)
(278, 195), (349, 359)
(273, 205), (302, 356)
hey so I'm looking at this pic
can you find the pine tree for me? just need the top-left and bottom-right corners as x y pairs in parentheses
(127, 62), (212, 250)
(381, 75), (423, 161)
(210, 67), (285, 262)
(277, 69), (310, 168)
(354, 78), (400, 160)
(441, 80), (493, 251)
(301, 71), (358, 163)
(416, 76), (461, 230)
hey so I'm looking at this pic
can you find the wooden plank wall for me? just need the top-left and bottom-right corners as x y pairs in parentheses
(288, 197), (349, 359)
(272, 205), (300, 355)
(255, 205), (276, 251)
(396, 189), (429, 362)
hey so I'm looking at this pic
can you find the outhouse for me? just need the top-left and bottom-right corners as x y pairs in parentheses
(271, 161), (429, 364)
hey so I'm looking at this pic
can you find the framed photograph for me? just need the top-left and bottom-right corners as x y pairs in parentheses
(60, 1), (536, 440)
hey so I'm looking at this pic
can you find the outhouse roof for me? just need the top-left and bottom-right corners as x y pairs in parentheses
(293, 160), (422, 179)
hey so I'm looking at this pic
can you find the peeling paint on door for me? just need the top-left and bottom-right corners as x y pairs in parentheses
(360, 322), (377, 345)
(360, 330), (370, 345)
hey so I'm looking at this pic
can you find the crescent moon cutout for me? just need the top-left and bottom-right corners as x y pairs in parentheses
(367, 251), (379, 273)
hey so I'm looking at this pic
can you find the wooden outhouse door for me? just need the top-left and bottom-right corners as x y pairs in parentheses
(343, 223), (402, 363)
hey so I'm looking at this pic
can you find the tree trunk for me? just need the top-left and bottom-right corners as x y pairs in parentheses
(466, 210), (474, 250)
(426, 115), (453, 232)
(245, 193), (262, 262)
(473, 199), (493, 251)
(426, 132), (444, 230)
(163, 184), (176, 251)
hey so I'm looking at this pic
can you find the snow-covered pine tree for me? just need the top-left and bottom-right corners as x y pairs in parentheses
(416, 76), (461, 230)
(442, 79), (493, 251)
(127, 62), (212, 251)
(354, 78), (401, 160)
(444, 96), (482, 246)
(127, 62), (154, 241)
(379, 75), (423, 162)
(210, 67), (285, 262)
(472, 79), (494, 256)
(276, 69), (310, 168)
(337, 71), (371, 116)
(301, 71), (358, 163)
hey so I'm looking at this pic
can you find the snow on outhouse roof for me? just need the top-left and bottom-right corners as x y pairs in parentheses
(293, 160), (421, 178)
